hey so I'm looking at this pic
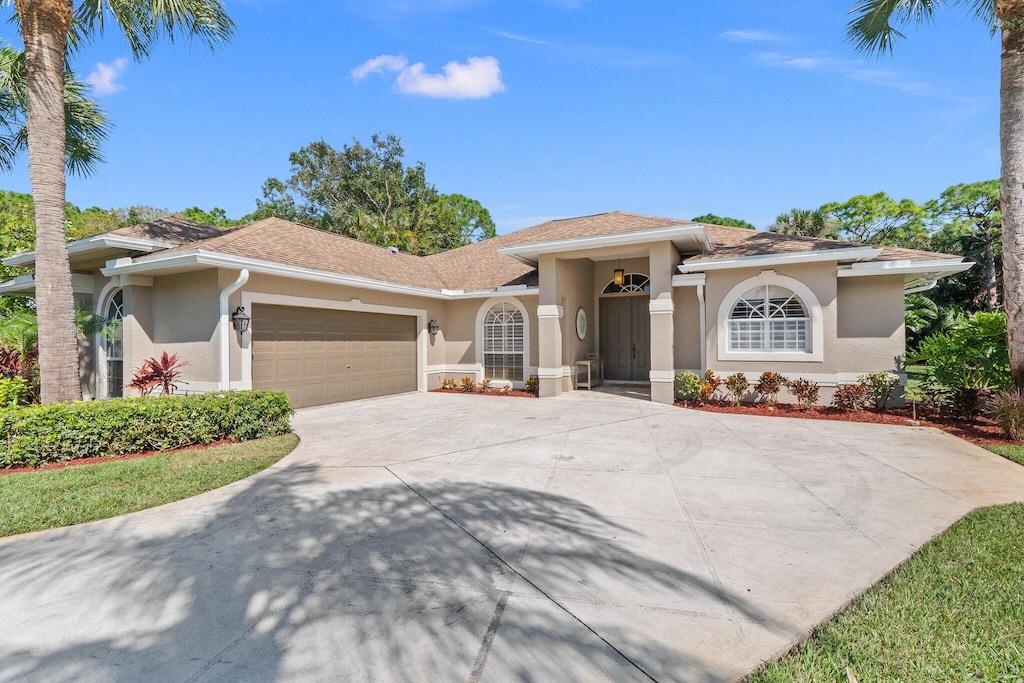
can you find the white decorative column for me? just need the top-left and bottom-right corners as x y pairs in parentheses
(537, 304), (564, 398)
(649, 242), (679, 405)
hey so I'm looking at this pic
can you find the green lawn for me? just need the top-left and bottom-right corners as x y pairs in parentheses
(0, 434), (298, 538)
(749, 503), (1024, 681)
(984, 444), (1024, 467)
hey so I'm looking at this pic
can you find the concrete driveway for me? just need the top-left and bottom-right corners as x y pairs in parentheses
(2, 391), (1024, 682)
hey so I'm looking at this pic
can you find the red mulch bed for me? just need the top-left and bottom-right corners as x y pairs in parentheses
(676, 400), (1014, 446)
(0, 439), (238, 477)
(431, 388), (537, 399)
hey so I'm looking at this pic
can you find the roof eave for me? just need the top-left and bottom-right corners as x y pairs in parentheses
(3, 234), (176, 267)
(678, 246), (883, 273)
(497, 224), (709, 265)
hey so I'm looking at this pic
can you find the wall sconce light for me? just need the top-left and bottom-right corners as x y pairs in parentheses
(613, 268), (625, 287)
(231, 306), (251, 333)
(428, 319), (440, 336)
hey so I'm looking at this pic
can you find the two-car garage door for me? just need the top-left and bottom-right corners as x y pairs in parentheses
(252, 304), (417, 408)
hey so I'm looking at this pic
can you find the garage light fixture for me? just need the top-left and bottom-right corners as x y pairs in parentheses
(428, 319), (440, 336)
(231, 306), (251, 333)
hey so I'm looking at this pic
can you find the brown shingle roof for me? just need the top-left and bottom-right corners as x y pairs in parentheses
(112, 217), (227, 244)
(141, 217), (448, 290)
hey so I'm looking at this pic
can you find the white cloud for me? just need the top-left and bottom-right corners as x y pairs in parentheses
(721, 29), (781, 43)
(752, 50), (946, 98)
(352, 54), (505, 100)
(85, 58), (127, 96)
(351, 54), (409, 81)
(491, 29), (551, 46)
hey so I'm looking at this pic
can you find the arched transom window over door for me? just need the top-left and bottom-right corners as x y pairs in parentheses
(105, 289), (124, 398)
(483, 302), (524, 381)
(602, 273), (650, 294)
(728, 284), (809, 352)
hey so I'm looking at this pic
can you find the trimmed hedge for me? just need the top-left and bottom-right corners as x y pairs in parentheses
(0, 391), (294, 469)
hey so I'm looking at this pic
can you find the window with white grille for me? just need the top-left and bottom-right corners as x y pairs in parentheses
(483, 302), (524, 381)
(728, 285), (809, 353)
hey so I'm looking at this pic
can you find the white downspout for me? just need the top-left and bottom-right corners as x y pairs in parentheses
(219, 269), (249, 391)
(904, 279), (938, 295)
(697, 284), (707, 373)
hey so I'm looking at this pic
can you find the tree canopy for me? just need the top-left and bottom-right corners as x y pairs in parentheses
(690, 213), (754, 229)
(253, 134), (495, 255)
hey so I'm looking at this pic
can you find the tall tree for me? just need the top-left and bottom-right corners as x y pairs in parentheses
(769, 208), (838, 238)
(179, 206), (243, 227)
(3, 1), (233, 403)
(690, 213), (755, 229)
(846, 0), (1024, 388)
(255, 134), (496, 255)
(928, 180), (1002, 311)
(822, 192), (928, 247)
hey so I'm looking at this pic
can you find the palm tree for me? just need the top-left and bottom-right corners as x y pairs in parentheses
(0, 45), (108, 175)
(847, 1), (1024, 388)
(3, 1), (233, 403)
(769, 208), (838, 239)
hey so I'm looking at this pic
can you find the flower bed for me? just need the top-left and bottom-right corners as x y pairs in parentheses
(431, 388), (537, 399)
(676, 400), (1013, 445)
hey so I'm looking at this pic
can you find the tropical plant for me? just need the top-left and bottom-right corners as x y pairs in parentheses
(769, 209), (837, 239)
(125, 352), (189, 396)
(499, 383), (512, 395)
(787, 378), (820, 411)
(910, 311), (1011, 417)
(754, 371), (785, 405)
(831, 383), (869, 413)
(0, 375), (27, 407)
(700, 370), (722, 404)
(845, 0), (1024, 390)
(459, 376), (476, 393)
(905, 294), (939, 349)
(673, 370), (702, 402)
(525, 375), (539, 395)
(0, 344), (21, 378)
(858, 371), (902, 410)
(989, 390), (1024, 442)
(439, 377), (457, 391)
(480, 378), (492, 393)
(724, 373), (749, 406)
(1, 0), (233, 403)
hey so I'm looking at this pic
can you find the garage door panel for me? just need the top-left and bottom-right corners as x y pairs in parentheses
(252, 304), (417, 408)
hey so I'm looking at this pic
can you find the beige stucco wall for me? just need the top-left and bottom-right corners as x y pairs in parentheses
(146, 269), (221, 387)
(557, 257), (596, 370)
(705, 262), (838, 376)
(439, 293), (539, 375)
(672, 287), (702, 371)
(837, 275), (906, 374)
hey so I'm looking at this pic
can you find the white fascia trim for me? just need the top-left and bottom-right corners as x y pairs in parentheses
(678, 246), (881, 273)
(445, 287), (540, 300)
(0, 273), (95, 295)
(3, 234), (175, 267)
(837, 258), (973, 283)
(672, 273), (706, 287)
(101, 250), (537, 302)
(497, 225), (710, 265)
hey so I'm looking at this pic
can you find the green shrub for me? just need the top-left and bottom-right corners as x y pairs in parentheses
(754, 371), (785, 405)
(831, 383), (868, 412)
(724, 373), (749, 405)
(910, 311), (1010, 418)
(525, 375), (539, 395)
(674, 371), (702, 401)
(0, 390), (293, 470)
(989, 390), (1024, 442)
(858, 371), (902, 409)
(787, 378), (819, 411)
(0, 376), (29, 407)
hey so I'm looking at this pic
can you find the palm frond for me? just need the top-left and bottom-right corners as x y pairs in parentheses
(74, 0), (234, 60)
(846, 0), (939, 55)
(0, 44), (110, 176)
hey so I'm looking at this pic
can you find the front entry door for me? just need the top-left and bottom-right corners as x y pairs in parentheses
(600, 297), (651, 381)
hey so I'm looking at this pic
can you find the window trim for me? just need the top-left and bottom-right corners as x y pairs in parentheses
(475, 296), (531, 385)
(95, 281), (124, 399)
(716, 271), (823, 362)
(601, 273), (651, 295)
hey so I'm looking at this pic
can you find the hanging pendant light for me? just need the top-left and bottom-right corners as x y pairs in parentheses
(613, 254), (624, 287)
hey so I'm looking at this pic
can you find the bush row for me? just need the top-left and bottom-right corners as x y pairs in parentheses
(675, 370), (901, 412)
(0, 390), (294, 469)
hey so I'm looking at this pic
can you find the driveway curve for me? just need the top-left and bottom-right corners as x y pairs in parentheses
(2, 390), (1023, 682)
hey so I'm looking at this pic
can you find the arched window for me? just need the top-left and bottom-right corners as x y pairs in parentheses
(483, 302), (524, 381)
(727, 284), (808, 352)
(602, 273), (650, 294)
(104, 290), (124, 398)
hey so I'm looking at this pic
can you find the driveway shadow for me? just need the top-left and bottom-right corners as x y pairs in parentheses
(0, 463), (790, 682)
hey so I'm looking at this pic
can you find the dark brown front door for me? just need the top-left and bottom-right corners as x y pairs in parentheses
(599, 297), (651, 382)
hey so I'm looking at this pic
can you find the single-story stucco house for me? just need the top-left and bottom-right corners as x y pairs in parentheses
(0, 211), (972, 407)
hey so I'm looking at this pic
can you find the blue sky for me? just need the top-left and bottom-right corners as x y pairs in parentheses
(2, 0), (1001, 233)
